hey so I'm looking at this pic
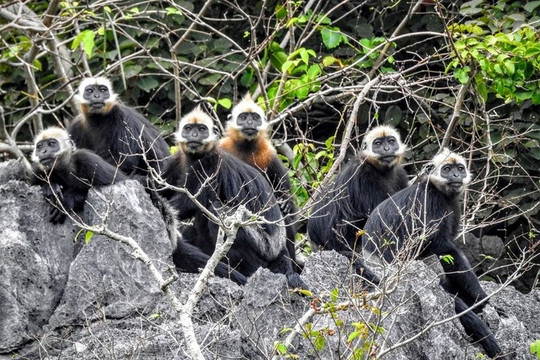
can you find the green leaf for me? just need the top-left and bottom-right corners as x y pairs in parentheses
(514, 91), (533, 102)
(530, 339), (540, 359)
(198, 73), (222, 86)
(138, 77), (159, 93)
(293, 151), (303, 170)
(322, 55), (336, 67)
(503, 60), (515, 74)
(454, 67), (470, 84)
(166, 7), (182, 15)
(296, 288), (313, 297)
(217, 98), (232, 109)
(476, 79), (488, 102)
(347, 331), (360, 343)
(270, 47), (287, 71)
(439, 254), (455, 265)
(315, 14), (332, 25)
(85, 230), (94, 244)
(124, 65), (143, 79)
(330, 288), (339, 302)
(314, 334), (325, 350)
(33, 59), (42, 71)
(524, 1), (540, 13)
(300, 49), (309, 64)
(307, 64), (322, 78)
(321, 27), (342, 49)
(71, 30), (95, 59)
(281, 60), (295, 73)
(532, 91), (540, 105)
(240, 68), (254, 87)
(325, 136), (335, 149)
(275, 342), (287, 355)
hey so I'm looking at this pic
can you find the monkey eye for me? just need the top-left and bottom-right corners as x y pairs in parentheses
(199, 125), (207, 131)
(86, 88), (93, 93)
(252, 114), (260, 120)
(388, 137), (396, 143)
(184, 125), (192, 131)
(458, 166), (466, 172)
(99, 86), (108, 92)
(36, 144), (42, 149)
(48, 140), (56, 146)
(373, 140), (382, 146)
(443, 166), (451, 172)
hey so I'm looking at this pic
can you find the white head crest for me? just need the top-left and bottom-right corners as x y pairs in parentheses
(174, 106), (218, 145)
(427, 148), (472, 191)
(361, 125), (407, 164)
(74, 76), (118, 105)
(227, 93), (268, 133)
(31, 126), (75, 164)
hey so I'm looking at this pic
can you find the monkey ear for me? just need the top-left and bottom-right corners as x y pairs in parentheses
(422, 163), (435, 175)
(213, 125), (221, 137)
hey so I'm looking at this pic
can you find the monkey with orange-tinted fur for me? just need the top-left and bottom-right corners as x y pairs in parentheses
(220, 94), (301, 271)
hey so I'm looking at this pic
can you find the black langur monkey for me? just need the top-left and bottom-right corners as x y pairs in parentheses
(68, 77), (170, 178)
(164, 107), (307, 289)
(307, 125), (408, 282)
(220, 94), (300, 271)
(31, 127), (126, 224)
(363, 148), (504, 358)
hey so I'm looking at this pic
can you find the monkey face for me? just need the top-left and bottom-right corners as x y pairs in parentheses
(180, 123), (211, 153)
(428, 148), (471, 196)
(83, 84), (111, 112)
(439, 163), (468, 192)
(372, 136), (400, 165)
(35, 138), (61, 169)
(237, 112), (262, 138)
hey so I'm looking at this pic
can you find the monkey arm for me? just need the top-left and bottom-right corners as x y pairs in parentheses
(266, 157), (296, 215)
(67, 117), (91, 149)
(173, 237), (247, 285)
(432, 242), (488, 311)
(120, 105), (170, 173)
(169, 192), (201, 220)
(72, 149), (128, 186)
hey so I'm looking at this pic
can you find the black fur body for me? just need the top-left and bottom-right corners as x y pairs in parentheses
(164, 147), (306, 289)
(32, 148), (126, 223)
(220, 132), (300, 272)
(69, 104), (169, 177)
(363, 179), (503, 358)
(307, 155), (408, 282)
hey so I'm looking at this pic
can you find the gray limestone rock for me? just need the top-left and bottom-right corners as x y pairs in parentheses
(0, 167), (538, 360)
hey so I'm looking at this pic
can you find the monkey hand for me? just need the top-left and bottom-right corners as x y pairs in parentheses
(49, 206), (67, 225)
(42, 183), (64, 203)
(279, 199), (293, 215)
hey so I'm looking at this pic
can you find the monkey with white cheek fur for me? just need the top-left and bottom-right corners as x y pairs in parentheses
(307, 125), (409, 283)
(363, 148), (505, 359)
(68, 76), (170, 178)
(31, 127), (126, 224)
(163, 107), (308, 289)
(220, 94), (301, 272)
